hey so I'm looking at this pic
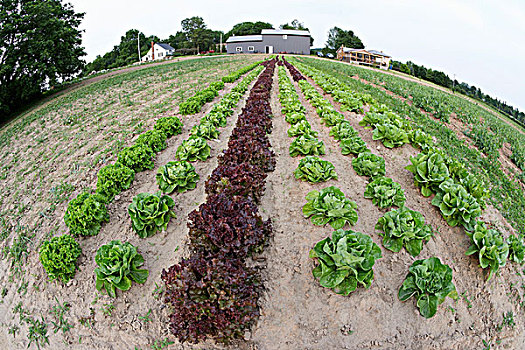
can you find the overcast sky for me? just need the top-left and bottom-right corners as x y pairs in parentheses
(68, 0), (525, 112)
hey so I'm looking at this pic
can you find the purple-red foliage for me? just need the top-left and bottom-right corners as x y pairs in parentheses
(218, 137), (275, 172)
(205, 162), (267, 202)
(162, 254), (260, 344)
(188, 193), (271, 257)
(283, 58), (305, 81)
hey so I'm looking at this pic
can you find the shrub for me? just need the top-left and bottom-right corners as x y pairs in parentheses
(310, 229), (382, 295)
(94, 240), (148, 298)
(431, 179), (482, 231)
(399, 257), (457, 318)
(176, 136), (211, 162)
(154, 116), (183, 137)
(162, 255), (260, 344)
(64, 191), (109, 236)
(289, 135), (325, 157)
(405, 150), (449, 197)
(188, 193), (271, 257)
(294, 156), (337, 183)
(128, 192), (176, 238)
(352, 152), (386, 178)
(303, 186), (358, 229)
(156, 161), (199, 194)
(117, 144), (155, 172)
(96, 163), (135, 202)
(466, 221), (509, 280)
(39, 234), (81, 283)
(364, 176), (406, 209)
(136, 129), (167, 153)
(375, 206), (433, 257)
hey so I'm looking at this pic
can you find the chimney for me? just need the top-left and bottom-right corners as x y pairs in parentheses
(151, 41), (155, 60)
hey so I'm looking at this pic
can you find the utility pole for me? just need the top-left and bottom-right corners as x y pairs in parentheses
(220, 33), (222, 53)
(137, 34), (141, 62)
(452, 73), (456, 93)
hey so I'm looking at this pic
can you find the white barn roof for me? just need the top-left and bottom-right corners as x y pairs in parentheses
(261, 29), (310, 36)
(226, 35), (263, 43)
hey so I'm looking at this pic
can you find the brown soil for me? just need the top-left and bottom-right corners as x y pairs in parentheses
(1, 59), (524, 350)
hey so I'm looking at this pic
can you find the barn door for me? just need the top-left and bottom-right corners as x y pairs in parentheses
(265, 46), (273, 54)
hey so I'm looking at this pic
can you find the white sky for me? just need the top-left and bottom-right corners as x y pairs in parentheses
(68, 0), (525, 111)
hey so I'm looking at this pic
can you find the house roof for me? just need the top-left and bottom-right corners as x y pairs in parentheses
(226, 35), (263, 43)
(368, 50), (391, 57)
(156, 43), (175, 51)
(261, 29), (310, 36)
(341, 47), (367, 53)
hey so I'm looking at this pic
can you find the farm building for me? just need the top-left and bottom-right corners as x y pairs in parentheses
(141, 42), (175, 62)
(226, 29), (310, 55)
(336, 46), (392, 70)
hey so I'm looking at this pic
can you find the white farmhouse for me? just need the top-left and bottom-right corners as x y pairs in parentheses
(141, 42), (175, 62)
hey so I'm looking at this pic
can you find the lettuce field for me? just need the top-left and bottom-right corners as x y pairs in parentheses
(0, 53), (524, 349)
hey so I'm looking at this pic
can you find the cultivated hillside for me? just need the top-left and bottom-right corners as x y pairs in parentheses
(0, 54), (524, 350)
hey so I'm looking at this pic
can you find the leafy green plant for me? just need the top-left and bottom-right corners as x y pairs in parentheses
(128, 192), (176, 238)
(372, 123), (409, 148)
(154, 116), (183, 137)
(466, 221), (509, 280)
(340, 136), (368, 155)
(309, 229), (382, 295)
(285, 112), (306, 125)
(330, 120), (358, 140)
(156, 161), (199, 194)
(176, 136), (211, 162)
(94, 240), (149, 298)
(289, 135), (325, 157)
(287, 120), (318, 138)
(117, 144), (155, 172)
(303, 186), (358, 229)
(405, 150), (449, 197)
(375, 206), (433, 257)
(399, 257), (457, 318)
(190, 122), (220, 140)
(352, 152), (386, 178)
(409, 129), (433, 151)
(136, 130), (167, 153)
(39, 234), (81, 283)
(431, 178), (482, 230)
(507, 234), (525, 264)
(294, 156), (338, 183)
(202, 111), (227, 128)
(64, 191), (109, 236)
(96, 163), (135, 202)
(364, 176), (406, 209)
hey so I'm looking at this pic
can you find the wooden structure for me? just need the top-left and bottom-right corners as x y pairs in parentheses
(336, 46), (391, 70)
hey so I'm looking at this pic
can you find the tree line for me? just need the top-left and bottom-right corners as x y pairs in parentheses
(391, 61), (525, 126)
(0, 0), (523, 128)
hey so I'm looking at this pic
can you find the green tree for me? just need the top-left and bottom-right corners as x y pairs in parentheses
(0, 0), (86, 119)
(225, 21), (274, 39)
(181, 16), (211, 52)
(280, 19), (314, 45)
(325, 27), (364, 53)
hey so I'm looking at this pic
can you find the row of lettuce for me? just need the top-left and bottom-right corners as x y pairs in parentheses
(279, 58), (454, 319)
(290, 58), (525, 311)
(37, 60), (265, 298)
(160, 59), (277, 344)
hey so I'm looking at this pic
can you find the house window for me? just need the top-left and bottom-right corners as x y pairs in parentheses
(236, 47), (242, 52)
(248, 46), (254, 52)
(282, 35), (288, 40)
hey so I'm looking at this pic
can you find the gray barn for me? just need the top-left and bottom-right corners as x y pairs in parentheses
(226, 29), (310, 55)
